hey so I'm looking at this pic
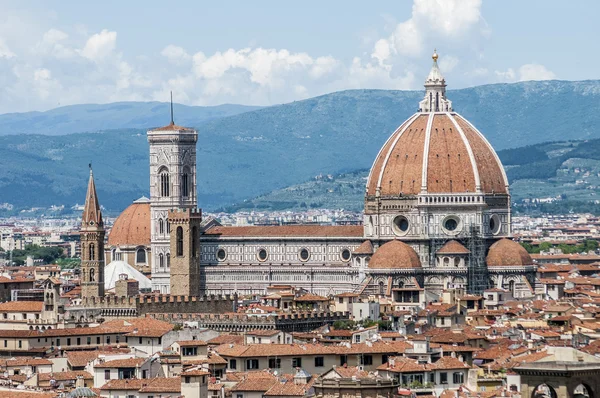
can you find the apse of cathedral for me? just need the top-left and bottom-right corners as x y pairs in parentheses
(91, 51), (536, 301)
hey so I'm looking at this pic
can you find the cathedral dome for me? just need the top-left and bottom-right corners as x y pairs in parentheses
(486, 238), (533, 267)
(368, 240), (421, 269)
(366, 52), (508, 198)
(107, 197), (151, 247)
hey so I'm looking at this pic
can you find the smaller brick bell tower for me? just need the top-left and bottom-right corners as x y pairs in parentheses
(168, 208), (202, 296)
(80, 165), (105, 298)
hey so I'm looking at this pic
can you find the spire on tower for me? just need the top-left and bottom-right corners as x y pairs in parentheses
(170, 91), (174, 126)
(419, 49), (452, 113)
(82, 165), (103, 229)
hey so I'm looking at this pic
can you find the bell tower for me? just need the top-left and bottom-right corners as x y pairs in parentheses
(168, 208), (202, 296)
(147, 97), (198, 294)
(80, 166), (105, 298)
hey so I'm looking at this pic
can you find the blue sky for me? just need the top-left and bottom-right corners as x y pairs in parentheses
(0, 0), (598, 112)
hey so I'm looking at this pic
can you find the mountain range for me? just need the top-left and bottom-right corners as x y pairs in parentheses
(1, 80), (600, 214)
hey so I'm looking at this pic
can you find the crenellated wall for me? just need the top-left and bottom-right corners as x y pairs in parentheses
(147, 311), (350, 332)
(70, 294), (237, 321)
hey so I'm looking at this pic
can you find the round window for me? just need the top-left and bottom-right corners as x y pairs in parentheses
(392, 215), (410, 235)
(216, 249), (227, 261)
(299, 248), (310, 262)
(445, 218), (458, 231)
(341, 249), (351, 262)
(442, 216), (461, 235)
(489, 214), (501, 235)
(257, 248), (268, 262)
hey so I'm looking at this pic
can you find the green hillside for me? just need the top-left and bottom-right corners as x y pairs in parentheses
(2, 80), (600, 213)
(226, 139), (600, 214)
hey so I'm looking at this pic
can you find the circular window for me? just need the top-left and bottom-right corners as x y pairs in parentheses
(257, 248), (268, 262)
(392, 215), (410, 236)
(299, 248), (310, 262)
(341, 249), (351, 262)
(216, 249), (227, 261)
(489, 214), (501, 235)
(442, 216), (462, 235)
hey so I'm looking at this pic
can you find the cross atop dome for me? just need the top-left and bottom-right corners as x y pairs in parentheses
(419, 49), (452, 113)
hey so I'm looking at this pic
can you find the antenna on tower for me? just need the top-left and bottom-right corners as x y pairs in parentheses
(170, 91), (174, 125)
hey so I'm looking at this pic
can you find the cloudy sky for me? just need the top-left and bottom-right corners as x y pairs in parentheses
(0, 0), (598, 113)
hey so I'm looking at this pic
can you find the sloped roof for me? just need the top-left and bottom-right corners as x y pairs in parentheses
(104, 260), (152, 290)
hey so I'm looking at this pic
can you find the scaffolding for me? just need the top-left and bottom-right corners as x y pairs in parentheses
(463, 225), (489, 295)
(428, 221), (489, 295)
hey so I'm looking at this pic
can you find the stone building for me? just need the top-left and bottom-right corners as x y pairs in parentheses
(92, 50), (536, 300)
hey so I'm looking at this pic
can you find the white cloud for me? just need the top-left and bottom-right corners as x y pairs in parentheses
(495, 68), (516, 81)
(43, 29), (68, 44)
(0, 0), (560, 113)
(494, 64), (556, 83)
(80, 29), (117, 61)
(161, 45), (190, 64)
(0, 38), (15, 59)
(371, 0), (483, 62)
(518, 63), (556, 81)
(439, 55), (459, 73)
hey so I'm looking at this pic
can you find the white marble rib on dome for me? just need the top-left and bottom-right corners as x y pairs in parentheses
(104, 260), (152, 291)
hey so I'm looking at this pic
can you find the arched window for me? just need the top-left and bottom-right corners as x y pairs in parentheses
(159, 168), (170, 197)
(159, 253), (164, 268)
(166, 221), (171, 234)
(176, 227), (184, 256)
(90, 268), (95, 282)
(166, 253), (171, 267)
(111, 248), (116, 262)
(192, 226), (198, 257)
(182, 168), (190, 198)
(159, 218), (164, 234)
(379, 281), (384, 296)
(136, 248), (146, 264)
(89, 244), (95, 261)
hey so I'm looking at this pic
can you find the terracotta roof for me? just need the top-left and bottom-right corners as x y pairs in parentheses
(332, 365), (370, 378)
(231, 374), (278, 392)
(182, 369), (211, 376)
(151, 122), (194, 132)
(437, 240), (470, 254)
(295, 293), (329, 302)
(367, 113), (507, 196)
(0, 301), (43, 312)
(176, 340), (208, 347)
(368, 240), (421, 269)
(101, 377), (181, 392)
(207, 335), (244, 345)
(107, 201), (150, 247)
(3, 357), (52, 366)
(0, 392), (55, 398)
(66, 350), (129, 368)
(354, 240), (374, 254)
(38, 370), (93, 381)
(486, 239), (533, 267)
(264, 381), (308, 396)
(140, 377), (182, 393)
(203, 225), (363, 238)
(94, 357), (145, 368)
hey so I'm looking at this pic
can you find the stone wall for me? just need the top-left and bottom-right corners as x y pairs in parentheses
(147, 311), (350, 333)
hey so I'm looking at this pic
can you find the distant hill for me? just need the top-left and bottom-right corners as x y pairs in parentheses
(2, 80), (600, 213)
(228, 139), (600, 214)
(0, 102), (262, 136)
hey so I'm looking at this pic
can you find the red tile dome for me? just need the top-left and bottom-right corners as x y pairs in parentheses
(486, 238), (533, 267)
(368, 240), (421, 269)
